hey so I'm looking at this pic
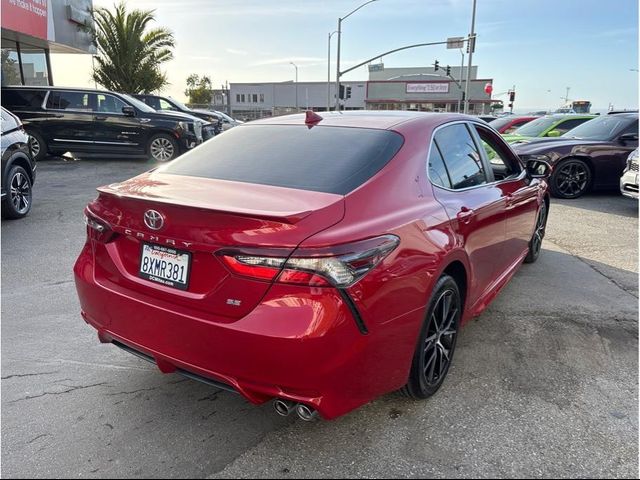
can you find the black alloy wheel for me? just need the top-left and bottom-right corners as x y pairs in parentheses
(2, 165), (32, 219)
(525, 201), (548, 263)
(550, 159), (591, 199)
(402, 274), (461, 399)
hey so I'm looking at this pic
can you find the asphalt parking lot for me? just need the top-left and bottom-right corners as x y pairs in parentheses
(2, 158), (638, 478)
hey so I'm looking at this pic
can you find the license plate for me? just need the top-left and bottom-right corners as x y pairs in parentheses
(139, 243), (191, 290)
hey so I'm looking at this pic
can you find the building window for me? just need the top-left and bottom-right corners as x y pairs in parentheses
(1, 40), (21, 85)
(252, 94), (258, 103)
(259, 94), (264, 103)
(20, 46), (48, 86)
(241, 94), (245, 103)
(236, 94), (240, 103)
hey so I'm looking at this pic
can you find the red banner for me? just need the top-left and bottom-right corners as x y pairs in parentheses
(1, 0), (48, 40)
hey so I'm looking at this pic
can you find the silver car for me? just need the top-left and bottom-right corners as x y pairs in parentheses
(620, 148), (639, 199)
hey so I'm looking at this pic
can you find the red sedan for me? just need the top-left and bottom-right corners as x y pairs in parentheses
(74, 111), (550, 420)
(489, 115), (538, 134)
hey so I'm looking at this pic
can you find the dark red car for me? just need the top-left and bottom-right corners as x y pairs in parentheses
(488, 115), (538, 134)
(74, 111), (550, 420)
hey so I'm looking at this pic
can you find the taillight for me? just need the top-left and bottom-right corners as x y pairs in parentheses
(218, 235), (399, 288)
(84, 208), (116, 243)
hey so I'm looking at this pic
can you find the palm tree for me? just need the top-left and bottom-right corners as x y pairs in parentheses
(91, 2), (175, 94)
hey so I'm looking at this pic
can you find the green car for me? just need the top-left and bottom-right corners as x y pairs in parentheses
(502, 114), (596, 143)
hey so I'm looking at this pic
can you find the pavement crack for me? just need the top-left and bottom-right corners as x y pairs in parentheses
(27, 433), (51, 444)
(576, 256), (638, 299)
(2, 371), (59, 380)
(106, 386), (159, 396)
(9, 382), (108, 403)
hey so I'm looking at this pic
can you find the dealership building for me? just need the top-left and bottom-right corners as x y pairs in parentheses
(228, 65), (493, 119)
(1, 0), (94, 86)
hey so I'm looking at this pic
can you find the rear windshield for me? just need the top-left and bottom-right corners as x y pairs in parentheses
(2, 88), (47, 109)
(161, 125), (404, 195)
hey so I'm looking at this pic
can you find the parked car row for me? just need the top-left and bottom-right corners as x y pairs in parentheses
(512, 112), (638, 198)
(132, 94), (243, 131)
(1, 86), (241, 164)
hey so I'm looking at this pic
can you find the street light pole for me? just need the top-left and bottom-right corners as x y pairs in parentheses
(464, 0), (477, 114)
(335, 0), (379, 111)
(290, 61), (298, 112)
(328, 31), (337, 111)
(458, 49), (464, 113)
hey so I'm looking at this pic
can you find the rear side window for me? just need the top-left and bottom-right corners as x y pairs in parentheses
(428, 143), (451, 188)
(433, 123), (487, 189)
(554, 118), (590, 134)
(2, 89), (47, 108)
(46, 91), (92, 111)
(161, 125), (404, 195)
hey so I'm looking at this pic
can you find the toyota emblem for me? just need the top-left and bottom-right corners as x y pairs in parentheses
(144, 210), (164, 230)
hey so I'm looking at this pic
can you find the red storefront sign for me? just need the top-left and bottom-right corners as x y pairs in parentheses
(2, 0), (48, 40)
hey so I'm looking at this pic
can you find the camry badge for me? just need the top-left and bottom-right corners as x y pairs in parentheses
(144, 210), (164, 230)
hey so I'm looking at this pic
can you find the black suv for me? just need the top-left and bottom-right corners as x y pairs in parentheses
(1, 86), (207, 162)
(1, 107), (36, 219)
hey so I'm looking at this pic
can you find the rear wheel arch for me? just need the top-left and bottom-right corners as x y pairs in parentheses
(442, 260), (468, 316)
(4, 152), (33, 186)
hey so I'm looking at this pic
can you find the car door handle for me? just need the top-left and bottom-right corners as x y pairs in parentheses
(456, 206), (475, 224)
(95, 115), (108, 121)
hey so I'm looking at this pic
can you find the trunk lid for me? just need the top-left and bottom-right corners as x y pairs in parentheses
(89, 171), (345, 319)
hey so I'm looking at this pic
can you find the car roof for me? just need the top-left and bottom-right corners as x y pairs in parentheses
(2, 85), (121, 95)
(250, 110), (475, 130)
(546, 113), (596, 120)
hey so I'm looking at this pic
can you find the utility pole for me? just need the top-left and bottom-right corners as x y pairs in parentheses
(458, 49), (464, 113)
(336, 0), (379, 111)
(327, 31), (337, 111)
(464, 0), (477, 114)
(290, 62), (298, 112)
(562, 86), (571, 105)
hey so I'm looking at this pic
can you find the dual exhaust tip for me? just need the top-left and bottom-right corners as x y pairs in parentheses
(274, 399), (318, 421)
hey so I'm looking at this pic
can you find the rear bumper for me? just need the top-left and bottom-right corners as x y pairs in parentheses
(73, 242), (419, 419)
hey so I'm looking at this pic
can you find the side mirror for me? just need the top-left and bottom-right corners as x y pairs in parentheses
(122, 106), (135, 117)
(619, 133), (639, 145)
(546, 129), (561, 137)
(526, 158), (552, 179)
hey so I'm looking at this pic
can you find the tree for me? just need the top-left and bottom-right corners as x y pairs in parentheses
(185, 74), (213, 105)
(1, 49), (21, 85)
(90, 2), (175, 94)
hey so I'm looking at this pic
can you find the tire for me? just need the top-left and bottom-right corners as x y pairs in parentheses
(147, 133), (179, 162)
(550, 158), (591, 199)
(26, 130), (47, 162)
(524, 200), (548, 263)
(2, 165), (33, 219)
(401, 274), (461, 399)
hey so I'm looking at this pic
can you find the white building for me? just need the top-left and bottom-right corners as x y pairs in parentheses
(229, 81), (366, 120)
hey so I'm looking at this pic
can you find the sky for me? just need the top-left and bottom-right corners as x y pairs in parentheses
(51, 0), (640, 112)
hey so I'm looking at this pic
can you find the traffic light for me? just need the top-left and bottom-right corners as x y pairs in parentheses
(509, 91), (516, 102)
(508, 103), (513, 109)
(461, 91), (465, 102)
(339, 84), (345, 99)
(434, 60), (439, 71)
(446, 65), (451, 76)
(345, 86), (352, 99)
